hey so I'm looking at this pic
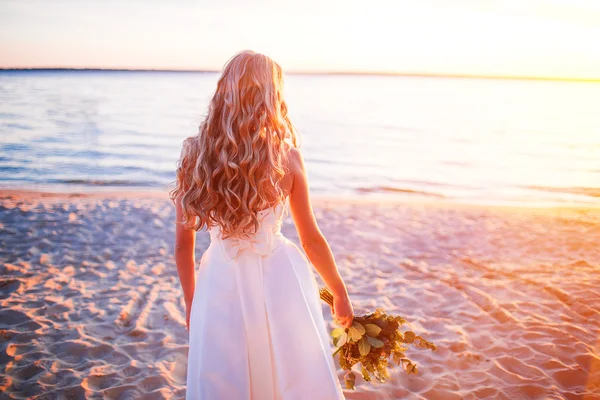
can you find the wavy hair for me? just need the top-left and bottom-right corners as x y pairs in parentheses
(169, 50), (299, 239)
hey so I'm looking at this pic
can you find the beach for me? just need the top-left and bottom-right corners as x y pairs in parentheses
(0, 189), (598, 399)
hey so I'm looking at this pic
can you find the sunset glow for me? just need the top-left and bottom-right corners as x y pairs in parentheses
(1, 0), (600, 79)
(2, 1), (600, 398)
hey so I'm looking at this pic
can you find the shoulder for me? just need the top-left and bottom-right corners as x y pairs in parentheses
(286, 146), (305, 175)
(287, 146), (302, 163)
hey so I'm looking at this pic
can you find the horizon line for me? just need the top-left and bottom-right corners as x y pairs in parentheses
(1, 67), (599, 83)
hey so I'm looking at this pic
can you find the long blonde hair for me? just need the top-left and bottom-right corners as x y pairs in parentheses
(170, 50), (299, 238)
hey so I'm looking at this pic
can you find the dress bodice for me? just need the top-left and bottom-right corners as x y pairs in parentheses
(208, 203), (285, 260)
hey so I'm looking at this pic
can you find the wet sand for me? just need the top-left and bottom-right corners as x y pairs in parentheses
(1, 189), (599, 399)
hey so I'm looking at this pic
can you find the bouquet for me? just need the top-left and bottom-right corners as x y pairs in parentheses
(319, 287), (436, 390)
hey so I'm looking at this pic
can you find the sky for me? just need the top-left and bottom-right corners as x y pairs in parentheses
(1, 0), (600, 79)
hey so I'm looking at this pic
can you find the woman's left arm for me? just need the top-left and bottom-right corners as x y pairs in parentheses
(174, 195), (196, 330)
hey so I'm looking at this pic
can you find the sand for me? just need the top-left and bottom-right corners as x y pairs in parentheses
(0, 189), (599, 399)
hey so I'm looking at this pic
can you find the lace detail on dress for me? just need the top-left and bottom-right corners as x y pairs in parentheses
(209, 203), (285, 261)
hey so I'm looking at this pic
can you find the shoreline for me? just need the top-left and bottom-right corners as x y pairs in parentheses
(2, 187), (599, 213)
(2, 68), (599, 84)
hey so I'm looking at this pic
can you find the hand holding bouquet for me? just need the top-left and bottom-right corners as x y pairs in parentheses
(320, 287), (436, 390)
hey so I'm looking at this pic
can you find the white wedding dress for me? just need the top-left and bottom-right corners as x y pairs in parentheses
(186, 202), (345, 399)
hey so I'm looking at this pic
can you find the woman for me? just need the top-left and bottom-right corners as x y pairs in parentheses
(171, 50), (353, 399)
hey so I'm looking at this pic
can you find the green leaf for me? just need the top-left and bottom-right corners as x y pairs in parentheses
(364, 323), (382, 337)
(331, 327), (345, 338)
(367, 336), (384, 348)
(404, 331), (415, 344)
(337, 332), (348, 347)
(352, 321), (366, 335)
(332, 346), (343, 357)
(358, 336), (372, 356)
(348, 326), (363, 341)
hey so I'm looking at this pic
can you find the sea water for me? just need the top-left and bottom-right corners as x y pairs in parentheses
(1, 70), (598, 206)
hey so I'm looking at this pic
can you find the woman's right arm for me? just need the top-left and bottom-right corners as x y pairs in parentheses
(174, 194), (196, 330)
(287, 148), (354, 328)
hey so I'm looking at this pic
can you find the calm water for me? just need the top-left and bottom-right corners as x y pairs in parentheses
(1, 70), (599, 206)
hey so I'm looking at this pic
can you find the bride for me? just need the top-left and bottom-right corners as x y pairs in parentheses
(170, 50), (354, 399)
